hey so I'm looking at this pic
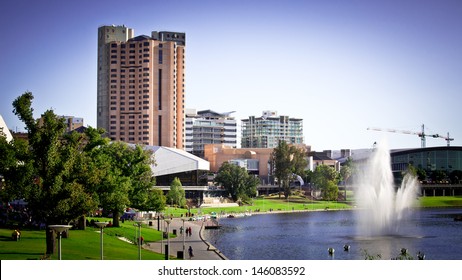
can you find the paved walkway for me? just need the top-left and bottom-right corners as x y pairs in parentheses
(144, 218), (227, 260)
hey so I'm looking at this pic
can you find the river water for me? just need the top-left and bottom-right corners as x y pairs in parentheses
(203, 208), (462, 260)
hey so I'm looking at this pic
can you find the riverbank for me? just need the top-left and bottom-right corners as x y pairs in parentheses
(162, 196), (462, 219)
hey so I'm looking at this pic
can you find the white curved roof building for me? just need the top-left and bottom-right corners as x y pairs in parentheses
(0, 115), (13, 142)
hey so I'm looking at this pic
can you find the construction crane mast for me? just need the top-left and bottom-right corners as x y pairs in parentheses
(367, 124), (454, 148)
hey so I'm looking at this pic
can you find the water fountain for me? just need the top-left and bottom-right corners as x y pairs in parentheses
(355, 141), (419, 236)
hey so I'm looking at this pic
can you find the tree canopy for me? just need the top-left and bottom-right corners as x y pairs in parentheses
(270, 140), (307, 198)
(0, 92), (163, 254)
(312, 164), (339, 201)
(340, 157), (355, 200)
(167, 177), (186, 207)
(214, 162), (259, 203)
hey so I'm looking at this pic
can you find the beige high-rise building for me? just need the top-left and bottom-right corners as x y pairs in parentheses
(97, 25), (185, 148)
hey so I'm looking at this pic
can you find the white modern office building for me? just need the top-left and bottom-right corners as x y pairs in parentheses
(185, 109), (237, 157)
(241, 110), (304, 148)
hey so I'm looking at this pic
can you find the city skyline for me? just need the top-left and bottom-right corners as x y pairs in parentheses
(1, 0), (461, 151)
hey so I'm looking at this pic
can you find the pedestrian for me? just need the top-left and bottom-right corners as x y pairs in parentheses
(188, 246), (194, 259)
(188, 227), (192, 236)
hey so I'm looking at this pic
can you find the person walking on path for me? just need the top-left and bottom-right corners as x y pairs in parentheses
(144, 219), (226, 260)
(188, 246), (194, 259)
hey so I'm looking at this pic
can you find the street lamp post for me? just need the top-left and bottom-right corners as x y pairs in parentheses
(134, 221), (143, 260)
(165, 219), (171, 260)
(48, 225), (72, 260)
(94, 222), (108, 260)
(181, 218), (186, 259)
(160, 216), (164, 254)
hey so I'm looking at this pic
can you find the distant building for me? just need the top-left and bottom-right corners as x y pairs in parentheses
(97, 25), (186, 148)
(185, 109), (237, 157)
(204, 144), (274, 184)
(37, 115), (84, 133)
(390, 146), (462, 196)
(145, 145), (210, 204)
(62, 116), (84, 132)
(241, 110), (304, 148)
(309, 151), (340, 171)
(11, 132), (28, 142)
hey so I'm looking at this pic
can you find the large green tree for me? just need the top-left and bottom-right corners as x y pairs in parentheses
(167, 177), (186, 207)
(214, 162), (259, 202)
(90, 141), (157, 227)
(312, 164), (339, 201)
(1, 92), (161, 255)
(2, 92), (98, 254)
(74, 130), (161, 226)
(270, 140), (307, 198)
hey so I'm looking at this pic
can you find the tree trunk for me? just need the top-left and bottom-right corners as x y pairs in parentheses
(344, 183), (347, 201)
(77, 215), (86, 230)
(112, 210), (120, 227)
(284, 188), (290, 199)
(344, 177), (349, 201)
(283, 180), (290, 199)
(46, 227), (56, 255)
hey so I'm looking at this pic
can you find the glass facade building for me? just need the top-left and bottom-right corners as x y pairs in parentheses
(391, 146), (462, 181)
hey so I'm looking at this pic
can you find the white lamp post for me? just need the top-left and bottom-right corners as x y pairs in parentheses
(160, 216), (164, 254)
(134, 221), (143, 260)
(94, 222), (108, 260)
(165, 219), (171, 260)
(181, 218), (187, 259)
(48, 225), (72, 260)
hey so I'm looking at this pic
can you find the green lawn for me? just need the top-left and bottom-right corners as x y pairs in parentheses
(417, 196), (462, 208)
(163, 196), (352, 218)
(0, 219), (171, 260)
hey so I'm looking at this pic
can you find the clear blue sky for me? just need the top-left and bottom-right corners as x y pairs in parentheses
(1, 0), (461, 151)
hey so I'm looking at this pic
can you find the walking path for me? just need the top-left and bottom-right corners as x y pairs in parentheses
(144, 218), (227, 260)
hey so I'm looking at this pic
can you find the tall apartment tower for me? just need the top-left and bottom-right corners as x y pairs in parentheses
(97, 25), (185, 148)
(241, 110), (304, 148)
(185, 109), (237, 157)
